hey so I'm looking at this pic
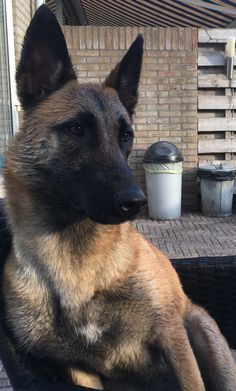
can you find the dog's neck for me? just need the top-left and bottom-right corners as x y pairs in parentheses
(4, 174), (135, 305)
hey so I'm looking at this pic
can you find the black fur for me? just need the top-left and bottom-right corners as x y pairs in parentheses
(16, 5), (76, 109)
(104, 35), (143, 117)
(0, 200), (11, 272)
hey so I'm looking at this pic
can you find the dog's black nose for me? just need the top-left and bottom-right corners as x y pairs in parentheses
(115, 188), (146, 214)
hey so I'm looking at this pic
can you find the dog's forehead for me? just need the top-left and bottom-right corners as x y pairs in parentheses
(76, 84), (129, 121)
(30, 81), (131, 130)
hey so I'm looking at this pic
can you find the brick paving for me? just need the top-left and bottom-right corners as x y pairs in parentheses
(133, 211), (236, 259)
(1, 211), (236, 390)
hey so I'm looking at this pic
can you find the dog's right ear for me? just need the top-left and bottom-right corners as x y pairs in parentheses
(104, 35), (143, 118)
(16, 5), (76, 110)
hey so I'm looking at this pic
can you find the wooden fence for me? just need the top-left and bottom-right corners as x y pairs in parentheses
(198, 29), (236, 166)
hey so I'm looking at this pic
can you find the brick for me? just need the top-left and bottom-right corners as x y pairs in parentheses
(92, 27), (99, 49)
(112, 27), (119, 50)
(147, 63), (168, 71)
(143, 71), (158, 77)
(178, 28), (186, 50)
(159, 71), (181, 77)
(192, 28), (198, 50)
(185, 28), (192, 50)
(100, 49), (123, 57)
(78, 64), (100, 71)
(182, 55), (197, 64)
(74, 69), (87, 77)
(159, 97), (181, 104)
(152, 28), (159, 50)
(99, 28), (106, 49)
(166, 27), (172, 50)
(169, 63), (184, 71)
(87, 57), (110, 63)
(145, 27), (153, 50)
(132, 27), (139, 42)
(87, 70), (108, 77)
(159, 28), (165, 50)
(160, 111), (181, 117)
(157, 64), (171, 72)
(146, 91), (158, 98)
(125, 27), (133, 48)
(158, 91), (169, 97)
(136, 124), (158, 131)
(119, 27), (125, 50)
(78, 49), (100, 56)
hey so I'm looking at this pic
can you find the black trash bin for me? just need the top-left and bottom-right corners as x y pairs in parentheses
(198, 165), (235, 217)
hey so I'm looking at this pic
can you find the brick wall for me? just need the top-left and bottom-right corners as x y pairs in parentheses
(12, 0), (35, 63)
(63, 27), (198, 209)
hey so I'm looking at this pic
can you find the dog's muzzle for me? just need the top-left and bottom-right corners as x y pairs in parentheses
(115, 188), (146, 217)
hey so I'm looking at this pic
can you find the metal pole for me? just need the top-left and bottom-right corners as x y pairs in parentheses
(4, 0), (19, 134)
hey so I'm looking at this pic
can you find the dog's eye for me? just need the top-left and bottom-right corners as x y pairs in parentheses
(123, 130), (133, 142)
(70, 123), (84, 137)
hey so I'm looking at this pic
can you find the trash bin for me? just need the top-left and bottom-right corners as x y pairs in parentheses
(143, 141), (183, 220)
(198, 165), (235, 217)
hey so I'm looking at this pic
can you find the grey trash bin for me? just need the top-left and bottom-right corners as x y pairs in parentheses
(143, 141), (183, 220)
(198, 165), (235, 217)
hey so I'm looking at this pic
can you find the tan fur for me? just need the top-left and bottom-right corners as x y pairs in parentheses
(69, 369), (104, 390)
(3, 52), (236, 391)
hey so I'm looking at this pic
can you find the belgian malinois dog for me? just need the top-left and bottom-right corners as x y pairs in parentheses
(1, 5), (236, 391)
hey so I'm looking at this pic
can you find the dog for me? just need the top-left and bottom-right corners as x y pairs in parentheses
(1, 5), (236, 391)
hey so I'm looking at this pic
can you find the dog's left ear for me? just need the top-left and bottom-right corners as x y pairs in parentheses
(16, 5), (76, 109)
(104, 35), (143, 118)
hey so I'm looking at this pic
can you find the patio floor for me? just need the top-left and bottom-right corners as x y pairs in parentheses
(133, 211), (236, 259)
(1, 211), (236, 390)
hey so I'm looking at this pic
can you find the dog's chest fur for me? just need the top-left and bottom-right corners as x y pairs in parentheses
(3, 258), (162, 381)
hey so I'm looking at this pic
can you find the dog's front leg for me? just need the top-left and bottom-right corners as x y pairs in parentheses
(157, 321), (205, 391)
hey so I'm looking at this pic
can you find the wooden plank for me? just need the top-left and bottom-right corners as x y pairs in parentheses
(198, 118), (236, 132)
(198, 74), (236, 88)
(198, 51), (228, 66)
(225, 88), (233, 161)
(198, 139), (236, 154)
(199, 29), (236, 43)
(199, 160), (236, 167)
(198, 52), (224, 67)
(198, 96), (236, 110)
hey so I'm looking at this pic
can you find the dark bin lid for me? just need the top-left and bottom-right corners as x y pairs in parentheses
(198, 165), (236, 181)
(143, 141), (183, 164)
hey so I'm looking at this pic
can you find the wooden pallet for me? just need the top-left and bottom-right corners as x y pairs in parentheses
(198, 29), (236, 166)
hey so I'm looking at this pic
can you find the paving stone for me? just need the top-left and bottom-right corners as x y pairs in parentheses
(134, 212), (236, 259)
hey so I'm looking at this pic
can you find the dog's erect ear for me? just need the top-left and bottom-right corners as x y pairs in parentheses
(104, 35), (143, 118)
(16, 5), (76, 109)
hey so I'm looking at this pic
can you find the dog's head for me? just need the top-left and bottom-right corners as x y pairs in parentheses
(12, 5), (146, 225)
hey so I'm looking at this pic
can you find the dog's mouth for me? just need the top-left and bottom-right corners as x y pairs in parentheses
(68, 200), (145, 225)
